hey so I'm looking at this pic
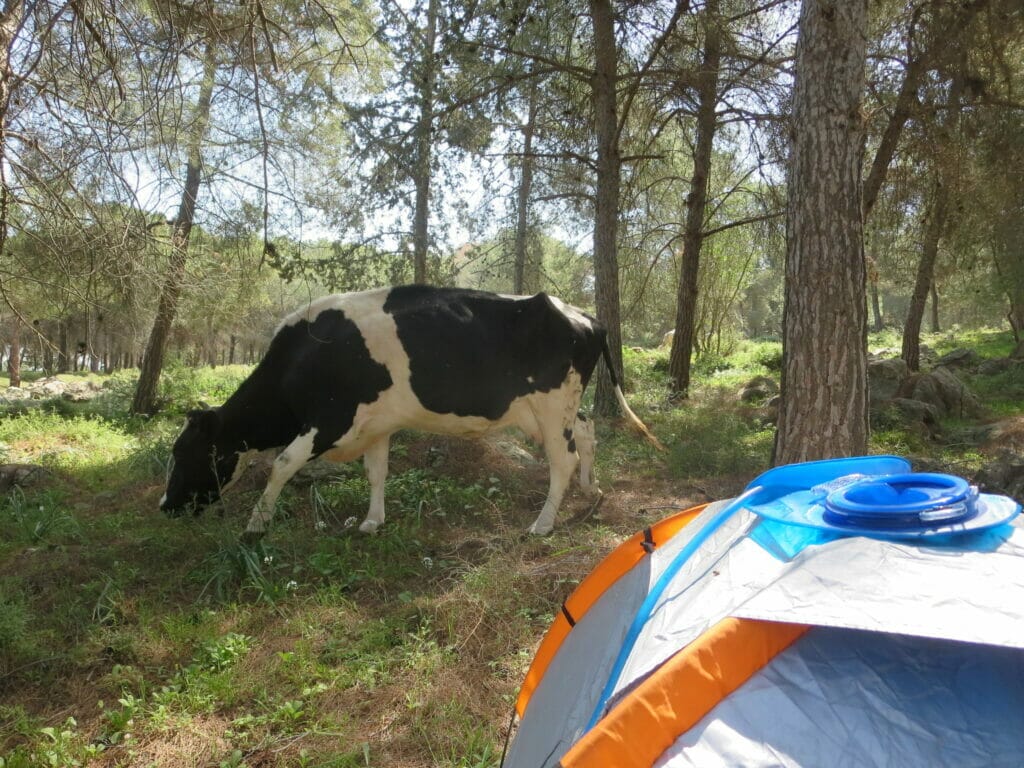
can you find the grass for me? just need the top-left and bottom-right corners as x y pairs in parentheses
(0, 327), (1019, 766)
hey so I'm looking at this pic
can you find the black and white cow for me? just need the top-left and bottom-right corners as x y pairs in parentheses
(160, 285), (662, 538)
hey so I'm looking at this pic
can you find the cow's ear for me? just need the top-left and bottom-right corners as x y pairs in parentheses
(187, 408), (221, 436)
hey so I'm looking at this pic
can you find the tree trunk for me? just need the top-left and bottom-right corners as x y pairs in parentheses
(774, 0), (869, 465)
(7, 320), (20, 387)
(902, 72), (961, 373)
(513, 79), (539, 295)
(589, 0), (626, 417)
(131, 44), (216, 415)
(57, 318), (69, 373)
(902, 180), (948, 371)
(862, 1), (986, 222)
(929, 283), (940, 333)
(668, 0), (721, 398)
(411, 0), (439, 285)
(0, 0), (23, 263)
(229, 334), (237, 364)
(870, 280), (883, 332)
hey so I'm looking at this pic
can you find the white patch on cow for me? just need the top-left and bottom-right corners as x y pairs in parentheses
(574, 415), (601, 497)
(159, 454), (175, 510)
(245, 429), (319, 534)
(275, 288), (393, 335)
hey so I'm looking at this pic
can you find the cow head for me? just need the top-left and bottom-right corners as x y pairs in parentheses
(160, 408), (241, 516)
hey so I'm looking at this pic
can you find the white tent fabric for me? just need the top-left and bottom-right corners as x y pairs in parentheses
(505, 497), (1024, 768)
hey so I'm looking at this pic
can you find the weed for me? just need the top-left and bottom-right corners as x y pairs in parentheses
(0, 488), (80, 547)
(198, 632), (253, 672)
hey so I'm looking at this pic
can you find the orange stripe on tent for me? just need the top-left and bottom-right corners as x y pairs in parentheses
(559, 618), (810, 768)
(515, 503), (708, 717)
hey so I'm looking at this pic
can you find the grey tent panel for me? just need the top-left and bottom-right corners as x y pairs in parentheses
(656, 627), (1024, 768)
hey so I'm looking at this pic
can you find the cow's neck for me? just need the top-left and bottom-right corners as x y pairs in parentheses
(217, 367), (301, 453)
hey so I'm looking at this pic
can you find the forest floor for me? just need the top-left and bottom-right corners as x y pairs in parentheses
(0, 329), (1021, 767)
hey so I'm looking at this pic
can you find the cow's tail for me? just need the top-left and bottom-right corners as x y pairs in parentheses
(599, 337), (665, 452)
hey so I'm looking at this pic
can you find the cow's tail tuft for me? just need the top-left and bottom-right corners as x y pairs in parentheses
(600, 336), (666, 452)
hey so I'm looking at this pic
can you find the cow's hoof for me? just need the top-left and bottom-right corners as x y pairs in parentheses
(527, 521), (554, 536)
(359, 519), (381, 534)
(581, 485), (603, 499)
(240, 530), (264, 547)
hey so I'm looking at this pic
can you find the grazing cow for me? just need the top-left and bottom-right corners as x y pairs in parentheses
(160, 286), (662, 539)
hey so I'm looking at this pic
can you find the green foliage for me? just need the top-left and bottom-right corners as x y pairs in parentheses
(0, 587), (32, 672)
(155, 363), (254, 414)
(663, 406), (774, 479)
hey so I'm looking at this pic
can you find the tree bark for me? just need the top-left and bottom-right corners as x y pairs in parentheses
(902, 179), (948, 371)
(589, 0), (627, 416)
(870, 286), (883, 334)
(7, 320), (20, 387)
(513, 79), (539, 295)
(411, 0), (439, 285)
(131, 44), (216, 415)
(929, 282), (940, 333)
(774, 0), (869, 465)
(668, 0), (721, 398)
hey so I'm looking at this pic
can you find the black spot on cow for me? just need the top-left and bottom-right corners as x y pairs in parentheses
(563, 427), (576, 454)
(272, 309), (393, 455)
(384, 286), (604, 420)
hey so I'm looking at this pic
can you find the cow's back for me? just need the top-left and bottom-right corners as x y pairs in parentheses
(382, 286), (602, 420)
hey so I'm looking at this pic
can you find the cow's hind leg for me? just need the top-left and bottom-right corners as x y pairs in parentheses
(244, 429), (319, 539)
(575, 413), (601, 498)
(527, 397), (581, 536)
(359, 436), (390, 534)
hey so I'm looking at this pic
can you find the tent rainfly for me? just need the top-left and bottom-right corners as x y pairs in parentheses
(503, 456), (1024, 768)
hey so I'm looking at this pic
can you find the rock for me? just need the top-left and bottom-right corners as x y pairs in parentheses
(935, 348), (979, 369)
(61, 380), (102, 402)
(488, 437), (540, 467)
(897, 367), (982, 419)
(868, 358), (909, 404)
(661, 330), (675, 348)
(755, 395), (780, 426)
(929, 366), (983, 418)
(878, 398), (943, 436)
(976, 452), (1024, 502)
(978, 358), (1015, 376)
(34, 377), (67, 397)
(739, 375), (779, 403)
(1, 386), (32, 403)
(0, 464), (51, 493)
(295, 457), (354, 483)
(868, 347), (899, 361)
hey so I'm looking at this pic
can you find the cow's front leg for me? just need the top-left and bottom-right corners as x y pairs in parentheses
(528, 417), (580, 536)
(359, 436), (390, 534)
(244, 429), (319, 539)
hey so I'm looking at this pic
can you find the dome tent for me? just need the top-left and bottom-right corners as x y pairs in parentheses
(502, 456), (1024, 768)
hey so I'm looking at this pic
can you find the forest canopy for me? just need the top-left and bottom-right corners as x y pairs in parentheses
(0, 0), (1020, 417)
